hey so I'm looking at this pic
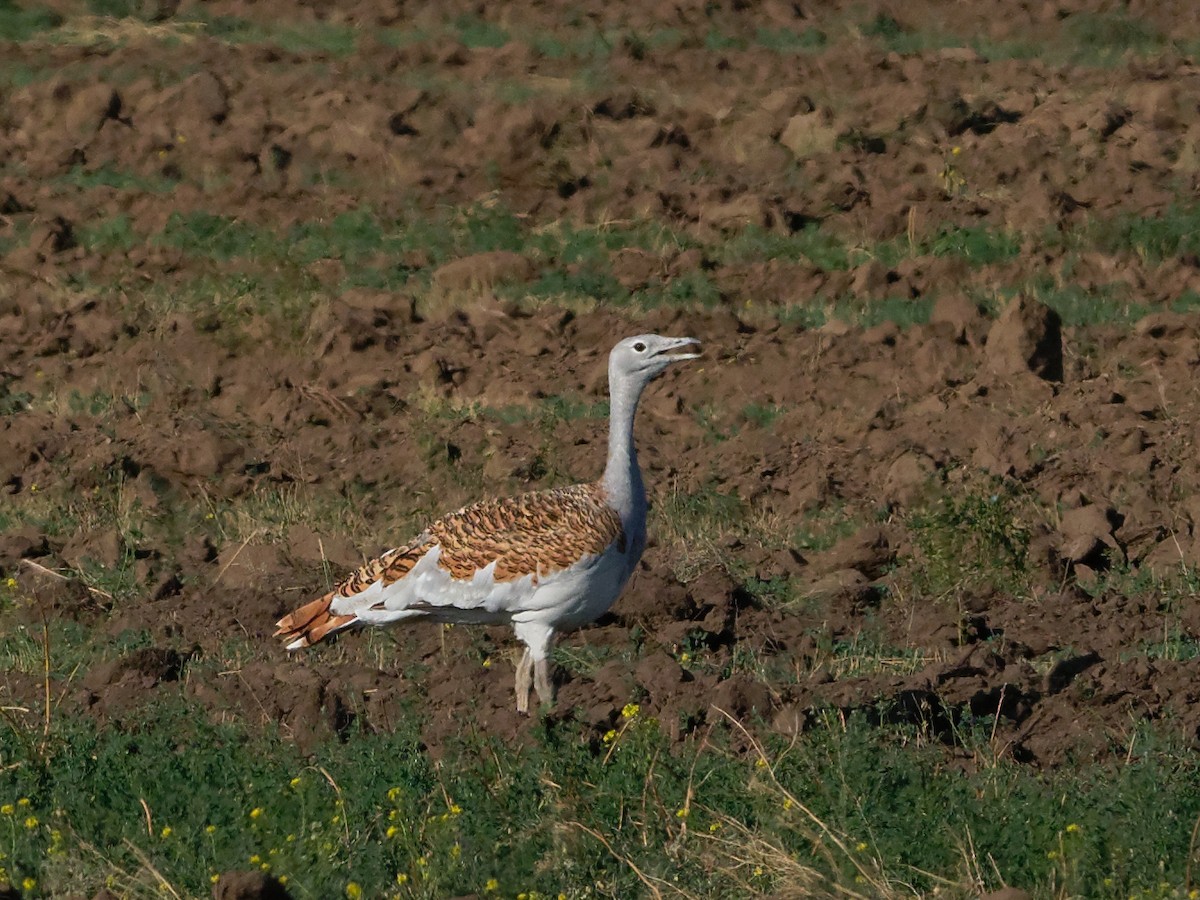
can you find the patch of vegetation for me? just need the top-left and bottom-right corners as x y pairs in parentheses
(1024, 278), (1147, 327)
(907, 484), (1032, 600)
(453, 14), (509, 49)
(1084, 204), (1200, 263)
(60, 165), (179, 194)
(0, 0), (61, 42)
(200, 15), (359, 56)
(720, 224), (851, 271)
(1059, 12), (1166, 65)
(1, 690), (1200, 897)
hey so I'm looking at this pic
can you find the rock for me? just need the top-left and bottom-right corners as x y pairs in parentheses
(930, 293), (985, 343)
(178, 71), (229, 124)
(883, 450), (935, 506)
(64, 84), (122, 138)
(985, 295), (1063, 381)
(801, 568), (869, 602)
(212, 871), (292, 900)
(850, 259), (891, 297)
(635, 651), (686, 700)
(809, 526), (896, 579)
(710, 676), (772, 719)
(779, 111), (837, 158)
(1057, 504), (1122, 567)
(174, 431), (238, 477)
(61, 530), (123, 571)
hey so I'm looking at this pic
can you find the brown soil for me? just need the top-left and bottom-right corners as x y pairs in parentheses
(3, 0), (1200, 769)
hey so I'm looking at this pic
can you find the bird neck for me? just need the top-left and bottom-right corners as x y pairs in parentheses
(602, 371), (647, 525)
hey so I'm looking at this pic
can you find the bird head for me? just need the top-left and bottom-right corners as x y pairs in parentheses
(609, 334), (702, 385)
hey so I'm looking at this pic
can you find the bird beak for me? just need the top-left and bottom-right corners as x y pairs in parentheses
(662, 337), (702, 361)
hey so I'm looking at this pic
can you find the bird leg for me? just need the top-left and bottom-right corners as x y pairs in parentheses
(514, 648), (533, 714)
(533, 657), (554, 709)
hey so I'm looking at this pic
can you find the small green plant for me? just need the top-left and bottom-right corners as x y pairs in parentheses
(907, 485), (1032, 599)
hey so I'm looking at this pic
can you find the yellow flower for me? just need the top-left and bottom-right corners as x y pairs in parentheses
(260, 862), (270, 872)
(482, 658), (492, 668)
(386, 825), (399, 839)
(951, 145), (962, 156)
(23, 816), (37, 829)
(449, 803), (462, 815)
(753, 866), (763, 876)
(450, 843), (461, 858)
(485, 878), (499, 892)
(279, 876), (288, 886)
(249, 807), (263, 820)
(0, 805), (13, 816)
(289, 776), (302, 788)
(782, 798), (794, 811)
(602, 729), (617, 744)
(675, 807), (688, 818)
(210, 874), (219, 884)
(346, 883), (362, 900)
(1046, 850), (1059, 860)
(855, 841), (868, 852)
(387, 787), (403, 801)
(709, 822), (721, 833)
(249, 855), (261, 864)
(754, 758), (767, 769)
(621, 703), (640, 719)
(1065, 823), (1080, 834)
(396, 873), (409, 885)
(160, 826), (172, 838)
(17, 798), (29, 808)
(4, 578), (16, 589)
(205, 824), (216, 834)
(21, 878), (35, 891)
(417, 856), (427, 867)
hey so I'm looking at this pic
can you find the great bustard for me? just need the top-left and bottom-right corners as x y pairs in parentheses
(274, 334), (701, 712)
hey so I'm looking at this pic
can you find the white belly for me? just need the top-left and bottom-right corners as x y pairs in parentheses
(519, 540), (635, 630)
(335, 539), (638, 633)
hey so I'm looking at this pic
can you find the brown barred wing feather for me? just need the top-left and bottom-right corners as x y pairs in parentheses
(431, 483), (624, 583)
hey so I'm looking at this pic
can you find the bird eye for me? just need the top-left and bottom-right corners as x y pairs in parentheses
(633, 341), (646, 352)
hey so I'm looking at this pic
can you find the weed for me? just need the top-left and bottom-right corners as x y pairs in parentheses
(907, 484), (1032, 600)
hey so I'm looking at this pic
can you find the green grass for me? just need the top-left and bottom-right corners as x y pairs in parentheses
(60, 166), (180, 195)
(0, 0), (60, 42)
(856, 10), (1199, 65)
(2, 687), (1200, 897)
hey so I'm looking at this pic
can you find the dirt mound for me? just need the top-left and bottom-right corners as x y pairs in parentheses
(3, 0), (1200, 770)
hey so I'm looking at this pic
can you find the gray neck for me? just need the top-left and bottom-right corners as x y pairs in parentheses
(601, 370), (647, 524)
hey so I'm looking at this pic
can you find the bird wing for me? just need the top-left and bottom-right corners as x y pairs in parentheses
(274, 482), (625, 648)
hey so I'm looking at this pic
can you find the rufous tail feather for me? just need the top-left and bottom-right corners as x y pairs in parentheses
(274, 591), (357, 649)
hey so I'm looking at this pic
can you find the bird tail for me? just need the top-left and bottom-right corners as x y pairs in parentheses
(274, 591), (358, 650)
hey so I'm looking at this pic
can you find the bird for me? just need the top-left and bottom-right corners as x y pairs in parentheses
(274, 334), (701, 713)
